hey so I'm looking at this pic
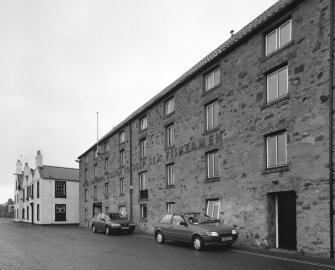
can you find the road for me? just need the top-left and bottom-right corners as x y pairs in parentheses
(0, 219), (334, 270)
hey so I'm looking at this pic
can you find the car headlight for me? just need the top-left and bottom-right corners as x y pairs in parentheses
(232, 229), (237, 235)
(206, 232), (219, 237)
(110, 223), (121, 227)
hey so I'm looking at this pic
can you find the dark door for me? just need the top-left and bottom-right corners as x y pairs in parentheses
(55, 204), (66, 221)
(93, 202), (102, 217)
(277, 192), (296, 250)
(30, 203), (34, 224)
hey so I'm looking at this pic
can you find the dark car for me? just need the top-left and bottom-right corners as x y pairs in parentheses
(153, 212), (238, 251)
(91, 212), (136, 235)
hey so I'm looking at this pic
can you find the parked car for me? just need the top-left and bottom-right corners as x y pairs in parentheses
(153, 212), (238, 251)
(91, 212), (136, 235)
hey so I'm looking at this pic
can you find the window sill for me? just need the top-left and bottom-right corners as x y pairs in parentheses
(120, 193), (125, 196)
(203, 127), (219, 136)
(262, 165), (289, 174)
(139, 128), (147, 134)
(139, 198), (149, 202)
(55, 220), (67, 222)
(203, 83), (221, 95)
(55, 196), (67, 199)
(165, 185), (175, 189)
(119, 142), (125, 147)
(204, 177), (220, 183)
(139, 218), (148, 222)
(261, 94), (289, 110)
(165, 111), (175, 118)
(261, 41), (295, 62)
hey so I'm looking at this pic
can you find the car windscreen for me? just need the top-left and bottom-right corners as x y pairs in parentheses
(107, 213), (127, 220)
(185, 213), (219, 224)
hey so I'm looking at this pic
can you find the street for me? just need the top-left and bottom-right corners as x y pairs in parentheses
(0, 219), (334, 270)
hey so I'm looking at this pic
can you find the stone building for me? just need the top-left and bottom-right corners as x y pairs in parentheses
(78, 0), (335, 257)
(0, 199), (14, 218)
(14, 151), (79, 225)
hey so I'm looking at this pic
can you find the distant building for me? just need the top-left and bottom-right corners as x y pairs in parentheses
(0, 199), (14, 218)
(14, 151), (79, 225)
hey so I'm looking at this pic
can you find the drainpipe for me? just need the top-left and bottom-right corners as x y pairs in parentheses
(329, 0), (334, 259)
(129, 122), (133, 220)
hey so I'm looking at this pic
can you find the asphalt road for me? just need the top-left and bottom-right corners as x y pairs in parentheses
(0, 219), (334, 270)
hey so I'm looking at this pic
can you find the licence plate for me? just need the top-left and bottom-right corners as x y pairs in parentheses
(221, 236), (233, 241)
(122, 226), (129, 229)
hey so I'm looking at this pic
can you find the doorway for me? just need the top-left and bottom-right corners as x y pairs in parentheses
(93, 202), (102, 217)
(273, 191), (297, 250)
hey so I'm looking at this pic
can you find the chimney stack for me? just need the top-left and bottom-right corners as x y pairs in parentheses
(16, 159), (22, 175)
(230, 30), (234, 37)
(35, 150), (43, 168)
(24, 163), (30, 177)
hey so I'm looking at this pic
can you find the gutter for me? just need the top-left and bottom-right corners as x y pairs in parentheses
(129, 122), (133, 220)
(329, 0), (334, 259)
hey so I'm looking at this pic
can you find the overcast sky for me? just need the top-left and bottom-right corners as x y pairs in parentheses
(0, 0), (278, 204)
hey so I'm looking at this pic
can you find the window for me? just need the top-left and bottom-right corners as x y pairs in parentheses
(37, 181), (39, 198)
(31, 184), (34, 199)
(120, 150), (125, 166)
(85, 209), (88, 221)
(94, 165), (98, 178)
(266, 20), (292, 55)
(160, 214), (173, 224)
(94, 148), (98, 159)
(105, 142), (109, 152)
(165, 98), (175, 115)
(207, 151), (219, 179)
(27, 206), (29, 220)
(166, 124), (175, 147)
(267, 66), (288, 103)
(166, 163), (175, 186)
(266, 132), (287, 168)
(140, 116), (147, 131)
(37, 204), (40, 221)
(172, 214), (186, 226)
(120, 131), (125, 143)
(22, 208), (25, 219)
(55, 181), (66, 198)
(55, 204), (66, 221)
(140, 138), (147, 159)
(23, 188), (25, 202)
(205, 68), (220, 91)
(84, 189), (88, 201)
(85, 155), (88, 164)
(119, 206), (127, 217)
(140, 204), (147, 219)
(206, 101), (219, 131)
(120, 178), (124, 195)
(105, 183), (109, 198)
(94, 186), (97, 200)
(105, 207), (109, 213)
(139, 172), (148, 200)
(207, 200), (220, 219)
(105, 158), (109, 172)
(167, 202), (175, 213)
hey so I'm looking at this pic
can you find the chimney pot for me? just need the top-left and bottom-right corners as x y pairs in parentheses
(230, 30), (234, 37)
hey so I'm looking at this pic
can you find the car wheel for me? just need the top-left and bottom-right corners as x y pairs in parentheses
(92, 225), (97, 233)
(156, 231), (165, 244)
(192, 235), (204, 251)
(105, 226), (110, 235)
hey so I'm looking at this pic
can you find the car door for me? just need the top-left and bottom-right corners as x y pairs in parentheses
(169, 214), (192, 242)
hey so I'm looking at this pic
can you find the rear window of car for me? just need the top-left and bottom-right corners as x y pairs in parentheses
(159, 214), (173, 224)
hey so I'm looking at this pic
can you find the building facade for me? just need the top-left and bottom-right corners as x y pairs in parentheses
(0, 199), (14, 218)
(78, 0), (335, 257)
(14, 151), (79, 225)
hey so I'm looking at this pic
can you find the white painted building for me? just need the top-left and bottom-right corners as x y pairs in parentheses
(14, 151), (79, 225)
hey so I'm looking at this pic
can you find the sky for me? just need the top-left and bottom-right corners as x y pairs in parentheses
(0, 0), (278, 204)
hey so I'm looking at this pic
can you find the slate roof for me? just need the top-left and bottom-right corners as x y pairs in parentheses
(78, 0), (301, 158)
(38, 166), (79, 181)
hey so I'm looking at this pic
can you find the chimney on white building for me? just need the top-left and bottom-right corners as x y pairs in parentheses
(35, 150), (43, 168)
(24, 163), (30, 176)
(16, 159), (22, 175)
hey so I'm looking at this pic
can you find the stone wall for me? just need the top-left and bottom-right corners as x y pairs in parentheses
(79, 0), (332, 257)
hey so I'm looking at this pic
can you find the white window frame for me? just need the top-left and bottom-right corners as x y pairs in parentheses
(140, 138), (147, 159)
(140, 204), (147, 219)
(167, 202), (175, 213)
(120, 131), (125, 143)
(105, 142), (109, 152)
(94, 165), (97, 178)
(166, 163), (175, 186)
(120, 178), (124, 195)
(205, 68), (220, 91)
(207, 151), (219, 179)
(93, 186), (97, 200)
(267, 66), (288, 103)
(165, 98), (175, 115)
(104, 183), (109, 198)
(206, 101), (219, 131)
(140, 117), (148, 131)
(266, 132), (287, 168)
(105, 158), (109, 172)
(139, 172), (147, 191)
(120, 150), (125, 166)
(166, 124), (175, 147)
(206, 200), (220, 219)
(265, 20), (292, 55)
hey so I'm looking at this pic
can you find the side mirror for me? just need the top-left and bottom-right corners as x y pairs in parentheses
(180, 221), (188, 226)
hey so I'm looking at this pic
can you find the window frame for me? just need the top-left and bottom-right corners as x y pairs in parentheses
(55, 181), (66, 198)
(94, 164), (98, 179)
(120, 178), (124, 195)
(206, 199), (220, 219)
(139, 116), (148, 131)
(265, 19), (292, 56)
(205, 67), (220, 92)
(206, 150), (220, 179)
(266, 131), (287, 169)
(166, 202), (175, 213)
(84, 188), (88, 202)
(165, 124), (175, 148)
(206, 100), (219, 131)
(119, 131), (125, 144)
(140, 204), (147, 219)
(55, 204), (66, 222)
(93, 186), (97, 201)
(105, 158), (109, 172)
(120, 150), (125, 167)
(139, 138), (147, 159)
(166, 163), (175, 186)
(104, 183), (109, 198)
(266, 66), (288, 103)
(165, 97), (175, 116)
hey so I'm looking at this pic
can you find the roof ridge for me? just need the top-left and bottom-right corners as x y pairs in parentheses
(42, 165), (79, 170)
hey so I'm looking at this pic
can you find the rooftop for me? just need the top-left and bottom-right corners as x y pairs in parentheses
(38, 165), (79, 182)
